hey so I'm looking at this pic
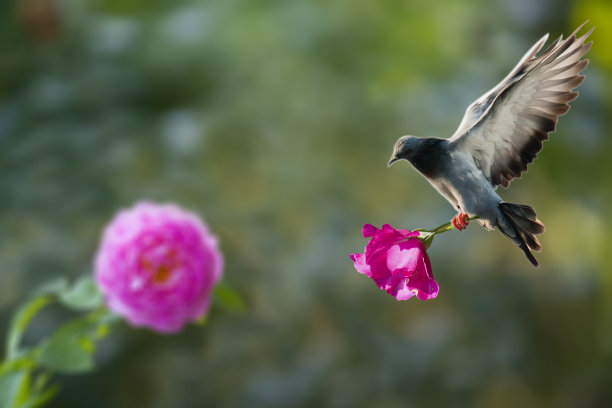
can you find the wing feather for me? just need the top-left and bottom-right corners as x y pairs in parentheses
(449, 23), (592, 188)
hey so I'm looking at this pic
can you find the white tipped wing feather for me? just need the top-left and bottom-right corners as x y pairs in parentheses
(449, 23), (592, 188)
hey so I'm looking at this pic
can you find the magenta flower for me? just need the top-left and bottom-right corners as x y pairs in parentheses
(350, 224), (438, 301)
(94, 202), (223, 333)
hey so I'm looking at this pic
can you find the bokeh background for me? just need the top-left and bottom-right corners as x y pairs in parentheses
(1, 0), (611, 406)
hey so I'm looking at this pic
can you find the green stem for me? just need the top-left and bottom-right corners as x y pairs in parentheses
(418, 215), (479, 236)
(6, 295), (54, 360)
(416, 216), (479, 249)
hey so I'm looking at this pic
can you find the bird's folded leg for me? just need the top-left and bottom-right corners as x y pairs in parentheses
(452, 212), (470, 231)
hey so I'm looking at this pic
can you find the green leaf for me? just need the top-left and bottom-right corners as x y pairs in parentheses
(194, 314), (208, 326)
(59, 276), (103, 312)
(37, 337), (94, 374)
(213, 284), (246, 313)
(6, 296), (53, 360)
(0, 369), (28, 408)
(20, 384), (59, 408)
(34, 310), (110, 374)
(33, 277), (69, 297)
(0, 369), (60, 408)
(12, 367), (33, 408)
(54, 315), (99, 341)
(99, 312), (121, 327)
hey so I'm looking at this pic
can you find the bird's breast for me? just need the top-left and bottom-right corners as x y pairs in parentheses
(409, 139), (447, 178)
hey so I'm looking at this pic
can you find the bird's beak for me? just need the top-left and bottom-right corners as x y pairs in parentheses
(388, 155), (398, 167)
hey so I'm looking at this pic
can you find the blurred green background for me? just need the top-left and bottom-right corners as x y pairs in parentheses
(1, 0), (611, 406)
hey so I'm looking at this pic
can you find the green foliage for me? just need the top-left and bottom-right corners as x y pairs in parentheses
(35, 308), (110, 374)
(0, 278), (114, 407)
(37, 338), (94, 374)
(213, 283), (247, 313)
(33, 279), (69, 298)
(58, 277), (103, 312)
(0, 370), (28, 408)
(0, 369), (58, 408)
(6, 297), (53, 361)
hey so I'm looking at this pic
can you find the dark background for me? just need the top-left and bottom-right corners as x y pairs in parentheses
(1, 0), (611, 407)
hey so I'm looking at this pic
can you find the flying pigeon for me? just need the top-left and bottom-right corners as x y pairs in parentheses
(388, 23), (593, 267)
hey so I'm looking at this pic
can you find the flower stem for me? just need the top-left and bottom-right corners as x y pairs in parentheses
(416, 216), (479, 249)
(418, 216), (479, 236)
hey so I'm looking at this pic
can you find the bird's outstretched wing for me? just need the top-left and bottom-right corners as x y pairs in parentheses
(448, 23), (592, 188)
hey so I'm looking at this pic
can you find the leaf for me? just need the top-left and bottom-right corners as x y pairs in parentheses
(6, 296), (53, 360)
(53, 314), (99, 341)
(20, 385), (59, 408)
(59, 276), (103, 312)
(35, 312), (102, 374)
(99, 312), (121, 327)
(213, 284), (246, 313)
(12, 367), (32, 408)
(37, 337), (94, 374)
(21, 385), (59, 408)
(33, 278), (69, 297)
(194, 314), (208, 326)
(0, 368), (60, 408)
(0, 369), (28, 408)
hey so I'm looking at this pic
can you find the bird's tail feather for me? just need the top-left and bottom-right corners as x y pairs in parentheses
(498, 202), (546, 267)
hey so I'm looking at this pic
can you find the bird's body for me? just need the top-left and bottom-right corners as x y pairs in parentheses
(389, 23), (593, 267)
(402, 138), (502, 230)
(430, 143), (502, 230)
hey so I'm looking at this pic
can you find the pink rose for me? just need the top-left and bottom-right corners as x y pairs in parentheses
(350, 224), (438, 301)
(94, 202), (223, 333)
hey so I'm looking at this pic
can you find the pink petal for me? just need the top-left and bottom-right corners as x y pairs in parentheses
(350, 253), (370, 276)
(385, 271), (417, 301)
(407, 254), (438, 300)
(362, 224), (379, 238)
(385, 239), (422, 273)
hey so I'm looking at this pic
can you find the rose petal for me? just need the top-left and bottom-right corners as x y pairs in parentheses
(350, 252), (370, 276)
(385, 270), (417, 300)
(362, 223), (379, 238)
(386, 240), (422, 274)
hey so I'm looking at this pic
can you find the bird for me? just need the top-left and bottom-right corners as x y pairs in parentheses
(388, 23), (593, 267)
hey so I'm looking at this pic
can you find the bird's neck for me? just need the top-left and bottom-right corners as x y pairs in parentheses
(409, 138), (445, 178)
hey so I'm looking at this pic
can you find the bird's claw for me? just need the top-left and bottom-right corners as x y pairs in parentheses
(452, 212), (470, 231)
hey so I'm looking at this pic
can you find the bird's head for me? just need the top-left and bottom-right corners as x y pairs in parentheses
(388, 135), (421, 167)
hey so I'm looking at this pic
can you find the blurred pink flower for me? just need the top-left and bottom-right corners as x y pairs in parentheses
(350, 224), (438, 301)
(95, 202), (223, 333)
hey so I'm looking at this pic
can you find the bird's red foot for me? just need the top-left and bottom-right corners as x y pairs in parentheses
(452, 212), (470, 231)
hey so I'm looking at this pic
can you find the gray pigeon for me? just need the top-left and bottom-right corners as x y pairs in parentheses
(388, 23), (592, 267)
